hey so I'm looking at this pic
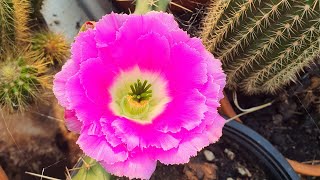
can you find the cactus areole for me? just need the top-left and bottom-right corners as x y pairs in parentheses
(201, 0), (320, 94)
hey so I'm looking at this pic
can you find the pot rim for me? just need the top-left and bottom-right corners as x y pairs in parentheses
(223, 120), (299, 180)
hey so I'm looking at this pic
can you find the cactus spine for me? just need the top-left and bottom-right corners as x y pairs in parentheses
(0, 0), (52, 111)
(0, 50), (50, 111)
(0, 0), (15, 52)
(201, 0), (320, 94)
(31, 31), (70, 65)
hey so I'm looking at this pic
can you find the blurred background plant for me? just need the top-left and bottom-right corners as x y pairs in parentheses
(0, 0), (69, 111)
(201, 0), (320, 94)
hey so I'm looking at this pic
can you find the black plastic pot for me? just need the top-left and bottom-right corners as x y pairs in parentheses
(223, 120), (299, 180)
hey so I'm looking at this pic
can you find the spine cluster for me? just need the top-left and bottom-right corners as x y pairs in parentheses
(201, 0), (320, 94)
(0, 0), (69, 111)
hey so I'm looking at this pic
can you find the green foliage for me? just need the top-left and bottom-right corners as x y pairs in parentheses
(201, 0), (320, 94)
(72, 156), (115, 180)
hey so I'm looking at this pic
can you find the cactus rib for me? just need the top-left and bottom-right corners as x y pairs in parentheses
(201, 0), (320, 94)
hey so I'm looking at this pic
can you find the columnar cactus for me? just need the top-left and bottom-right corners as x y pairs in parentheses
(201, 0), (320, 94)
(0, 0), (15, 51)
(0, 51), (50, 111)
(12, 0), (31, 44)
(0, 0), (30, 52)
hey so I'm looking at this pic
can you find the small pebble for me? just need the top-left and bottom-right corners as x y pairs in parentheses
(224, 148), (235, 160)
(237, 166), (252, 177)
(203, 150), (215, 161)
(272, 114), (283, 124)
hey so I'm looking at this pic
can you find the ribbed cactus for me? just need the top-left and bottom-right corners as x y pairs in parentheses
(0, 50), (50, 111)
(31, 31), (70, 65)
(0, 0), (30, 51)
(0, 0), (15, 51)
(71, 156), (114, 180)
(201, 0), (320, 94)
(12, 0), (31, 44)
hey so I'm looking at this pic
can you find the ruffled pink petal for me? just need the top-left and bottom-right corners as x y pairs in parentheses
(95, 12), (129, 47)
(154, 89), (207, 133)
(156, 133), (210, 164)
(164, 42), (208, 94)
(53, 60), (78, 107)
(79, 57), (118, 105)
(71, 29), (98, 65)
(206, 115), (225, 144)
(77, 126), (128, 163)
(200, 75), (222, 109)
(101, 151), (156, 180)
(145, 11), (180, 31)
(99, 32), (170, 72)
(134, 32), (170, 71)
(64, 109), (82, 133)
(204, 52), (226, 100)
(111, 118), (180, 151)
(116, 13), (172, 46)
(100, 117), (123, 148)
(65, 73), (105, 125)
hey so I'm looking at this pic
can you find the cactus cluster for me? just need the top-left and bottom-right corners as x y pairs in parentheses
(0, 51), (50, 111)
(201, 0), (320, 94)
(0, 0), (15, 52)
(32, 31), (70, 65)
(0, 0), (69, 111)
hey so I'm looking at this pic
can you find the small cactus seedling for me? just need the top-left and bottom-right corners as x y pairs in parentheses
(31, 31), (70, 65)
(0, 50), (50, 111)
(201, 0), (320, 94)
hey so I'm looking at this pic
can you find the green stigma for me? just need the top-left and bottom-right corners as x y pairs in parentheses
(128, 79), (152, 102)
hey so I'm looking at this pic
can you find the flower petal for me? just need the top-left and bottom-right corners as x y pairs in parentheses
(77, 126), (128, 164)
(64, 109), (82, 133)
(101, 151), (156, 180)
(154, 89), (207, 133)
(65, 73), (104, 124)
(111, 118), (180, 151)
(79, 57), (117, 105)
(164, 42), (208, 93)
(95, 12), (129, 47)
(71, 29), (98, 65)
(156, 133), (210, 164)
(53, 60), (78, 107)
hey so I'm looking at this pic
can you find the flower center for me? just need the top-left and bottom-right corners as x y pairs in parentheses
(128, 79), (152, 102)
(120, 79), (152, 119)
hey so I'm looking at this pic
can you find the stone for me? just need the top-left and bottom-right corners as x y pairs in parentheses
(203, 150), (215, 161)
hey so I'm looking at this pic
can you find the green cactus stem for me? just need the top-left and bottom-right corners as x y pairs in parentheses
(31, 31), (70, 65)
(0, 0), (15, 52)
(72, 156), (115, 180)
(0, 0), (31, 52)
(201, 0), (320, 94)
(134, 0), (170, 14)
(0, 51), (50, 111)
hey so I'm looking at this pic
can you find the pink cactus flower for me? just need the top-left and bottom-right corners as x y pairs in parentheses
(53, 11), (226, 179)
